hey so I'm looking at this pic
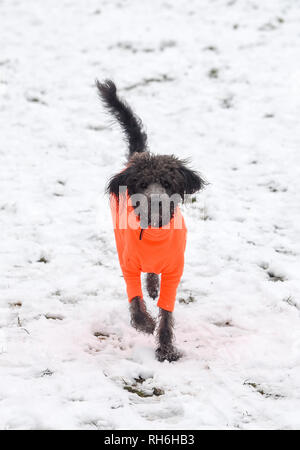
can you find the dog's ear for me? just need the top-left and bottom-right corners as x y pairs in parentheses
(177, 161), (206, 198)
(107, 171), (127, 197)
(106, 166), (133, 197)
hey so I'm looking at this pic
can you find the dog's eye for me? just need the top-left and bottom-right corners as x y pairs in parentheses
(140, 182), (148, 189)
(163, 181), (170, 189)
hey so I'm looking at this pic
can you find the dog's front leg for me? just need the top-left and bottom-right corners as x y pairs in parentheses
(129, 296), (156, 334)
(155, 308), (182, 362)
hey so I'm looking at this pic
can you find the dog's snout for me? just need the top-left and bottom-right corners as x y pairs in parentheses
(144, 183), (166, 197)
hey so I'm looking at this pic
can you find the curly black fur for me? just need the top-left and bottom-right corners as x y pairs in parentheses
(156, 308), (182, 362)
(96, 80), (205, 203)
(96, 79), (147, 158)
(129, 296), (156, 334)
(106, 152), (205, 202)
(146, 273), (160, 299)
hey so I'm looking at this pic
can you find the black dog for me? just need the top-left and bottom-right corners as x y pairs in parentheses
(97, 80), (205, 362)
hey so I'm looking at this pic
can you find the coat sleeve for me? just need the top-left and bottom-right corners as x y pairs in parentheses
(122, 267), (143, 302)
(157, 255), (185, 312)
(157, 225), (187, 312)
(111, 195), (143, 302)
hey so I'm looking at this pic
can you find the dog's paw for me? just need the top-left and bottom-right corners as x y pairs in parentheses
(131, 311), (156, 335)
(129, 297), (156, 334)
(155, 345), (183, 362)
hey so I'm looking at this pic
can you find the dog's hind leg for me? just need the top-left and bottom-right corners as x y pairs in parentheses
(146, 273), (160, 300)
(129, 296), (156, 335)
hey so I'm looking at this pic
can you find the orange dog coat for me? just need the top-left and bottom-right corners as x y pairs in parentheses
(110, 193), (187, 312)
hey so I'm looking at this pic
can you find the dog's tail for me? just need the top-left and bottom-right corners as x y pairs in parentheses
(96, 79), (147, 158)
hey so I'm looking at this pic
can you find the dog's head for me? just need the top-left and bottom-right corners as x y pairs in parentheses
(107, 153), (205, 228)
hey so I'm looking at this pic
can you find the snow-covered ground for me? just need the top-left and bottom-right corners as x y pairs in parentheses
(1, 0), (300, 430)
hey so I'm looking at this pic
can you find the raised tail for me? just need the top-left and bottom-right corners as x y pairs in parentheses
(96, 79), (147, 159)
